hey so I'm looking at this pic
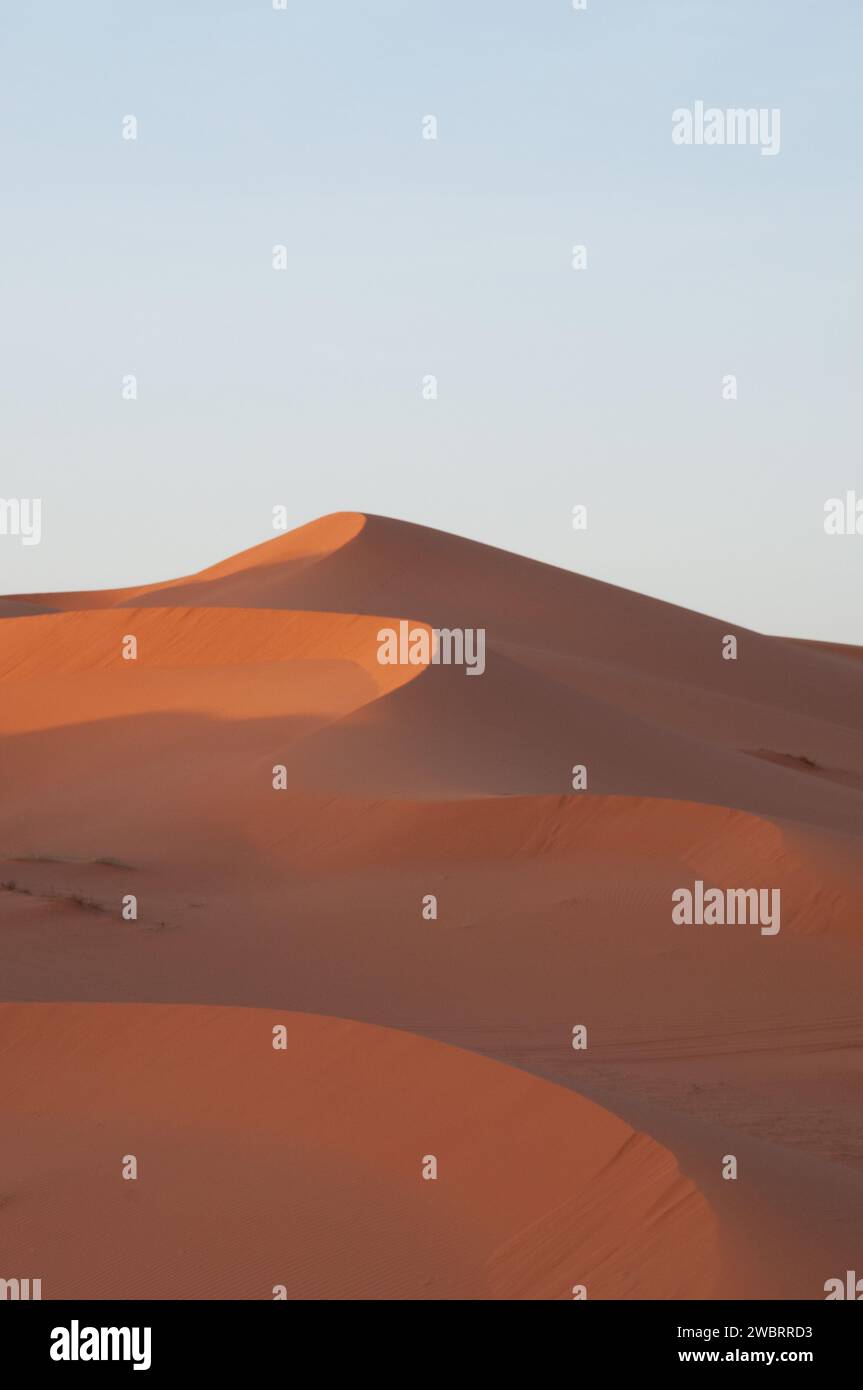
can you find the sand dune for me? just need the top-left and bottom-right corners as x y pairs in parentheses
(7, 514), (862, 832)
(2, 512), (862, 1299)
(0, 1003), (722, 1300)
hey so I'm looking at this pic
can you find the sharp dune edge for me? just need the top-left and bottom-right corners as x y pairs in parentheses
(2, 512), (862, 1300)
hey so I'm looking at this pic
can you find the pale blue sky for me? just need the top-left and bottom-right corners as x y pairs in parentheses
(2, 1), (861, 639)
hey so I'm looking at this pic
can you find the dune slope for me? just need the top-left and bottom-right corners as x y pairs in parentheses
(0, 1003), (723, 1300)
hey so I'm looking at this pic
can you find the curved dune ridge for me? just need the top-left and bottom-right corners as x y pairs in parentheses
(0, 1003), (722, 1300)
(2, 512), (863, 1300)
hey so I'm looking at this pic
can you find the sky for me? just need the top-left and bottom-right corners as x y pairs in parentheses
(2, 0), (861, 640)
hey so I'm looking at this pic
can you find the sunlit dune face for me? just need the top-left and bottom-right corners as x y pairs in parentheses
(0, 1003), (719, 1300)
(0, 604), (430, 733)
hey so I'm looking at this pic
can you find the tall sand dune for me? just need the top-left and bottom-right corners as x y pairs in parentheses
(2, 513), (862, 1298)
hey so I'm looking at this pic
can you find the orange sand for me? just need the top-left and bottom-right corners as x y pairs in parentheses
(2, 513), (862, 1298)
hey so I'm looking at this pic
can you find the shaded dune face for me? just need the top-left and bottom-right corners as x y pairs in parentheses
(2, 512), (863, 1300)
